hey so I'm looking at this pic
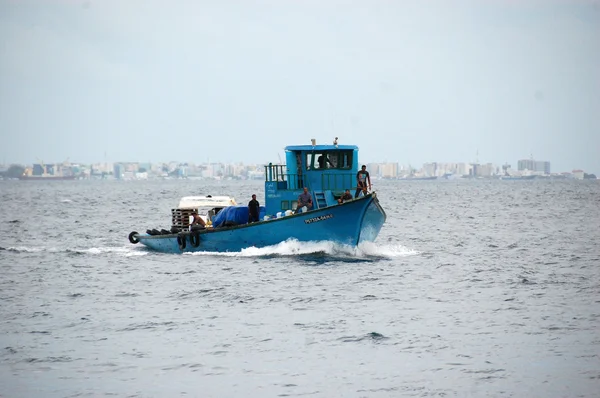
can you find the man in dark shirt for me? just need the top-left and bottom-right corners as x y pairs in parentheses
(338, 189), (353, 204)
(354, 164), (371, 198)
(317, 154), (334, 169)
(355, 165), (371, 198)
(248, 194), (260, 223)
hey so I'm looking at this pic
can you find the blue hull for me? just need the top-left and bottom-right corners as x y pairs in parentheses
(500, 175), (537, 180)
(133, 193), (386, 253)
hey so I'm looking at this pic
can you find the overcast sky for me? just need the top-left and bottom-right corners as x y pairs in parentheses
(1, 0), (599, 173)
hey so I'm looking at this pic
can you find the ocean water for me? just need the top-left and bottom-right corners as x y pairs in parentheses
(1, 179), (599, 398)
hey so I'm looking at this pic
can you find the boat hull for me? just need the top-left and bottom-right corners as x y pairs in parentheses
(500, 175), (537, 180)
(132, 193), (386, 253)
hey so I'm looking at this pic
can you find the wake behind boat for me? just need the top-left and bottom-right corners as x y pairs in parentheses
(128, 139), (386, 253)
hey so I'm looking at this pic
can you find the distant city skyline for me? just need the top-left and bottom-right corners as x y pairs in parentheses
(1, 154), (593, 174)
(1, 1), (599, 173)
(3, 155), (595, 176)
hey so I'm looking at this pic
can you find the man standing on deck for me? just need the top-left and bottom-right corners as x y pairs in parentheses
(355, 165), (372, 198)
(248, 194), (260, 223)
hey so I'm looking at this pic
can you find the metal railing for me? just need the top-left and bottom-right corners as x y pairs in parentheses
(264, 164), (307, 190)
(264, 164), (287, 182)
(264, 165), (354, 192)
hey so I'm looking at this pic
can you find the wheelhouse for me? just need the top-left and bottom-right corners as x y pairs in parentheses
(264, 143), (360, 214)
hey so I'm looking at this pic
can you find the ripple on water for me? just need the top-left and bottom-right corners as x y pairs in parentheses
(338, 332), (390, 343)
(1, 179), (599, 397)
(118, 321), (177, 332)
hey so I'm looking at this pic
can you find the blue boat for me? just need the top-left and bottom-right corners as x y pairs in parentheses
(500, 175), (537, 180)
(128, 141), (387, 253)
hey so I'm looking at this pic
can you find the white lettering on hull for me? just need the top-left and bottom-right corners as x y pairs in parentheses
(304, 214), (334, 224)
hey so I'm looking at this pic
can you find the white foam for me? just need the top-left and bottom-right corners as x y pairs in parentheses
(241, 239), (338, 256)
(4, 246), (147, 256)
(73, 246), (148, 257)
(187, 239), (419, 258)
(5, 246), (46, 253)
(357, 241), (420, 257)
(6, 242), (416, 259)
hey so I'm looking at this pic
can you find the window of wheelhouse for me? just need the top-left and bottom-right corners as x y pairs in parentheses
(338, 151), (352, 169)
(307, 151), (352, 170)
(306, 153), (317, 170)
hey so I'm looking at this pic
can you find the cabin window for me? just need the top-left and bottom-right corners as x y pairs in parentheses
(306, 152), (320, 170)
(316, 153), (333, 169)
(339, 151), (352, 169)
(307, 152), (338, 170)
(306, 151), (352, 170)
(291, 200), (298, 210)
(281, 201), (290, 210)
(326, 153), (338, 168)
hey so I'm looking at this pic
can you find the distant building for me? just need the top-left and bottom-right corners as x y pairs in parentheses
(456, 163), (472, 176)
(518, 159), (550, 174)
(423, 162), (436, 177)
(113, 163), (124, 179)
(379, 162), (398, 178)
(470, 163), (494, 177)
(478, 163), (494, 177)
(247, 169), (264, 180)
(572, 170), (584, 180)
(366, 163), (380, 177)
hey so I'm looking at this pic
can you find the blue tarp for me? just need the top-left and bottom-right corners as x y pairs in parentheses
(212, 205), (266, 228)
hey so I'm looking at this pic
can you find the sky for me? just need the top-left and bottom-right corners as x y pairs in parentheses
(1, 0), (599, 173)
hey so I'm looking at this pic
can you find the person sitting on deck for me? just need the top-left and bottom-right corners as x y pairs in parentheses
(337, 189), (353, 204)
(295, 187), (313, 213)
(190, 211), (206, 229)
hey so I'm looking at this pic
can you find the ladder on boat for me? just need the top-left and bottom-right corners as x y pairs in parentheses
(314, 191), (327, 209)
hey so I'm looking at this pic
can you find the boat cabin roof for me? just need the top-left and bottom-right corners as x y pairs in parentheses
(285, 144), (358, 152)
(178, 195), (237, 209)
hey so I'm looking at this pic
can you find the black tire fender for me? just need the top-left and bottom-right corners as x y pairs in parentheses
(177, 234), (187, 251)
(128, 231), (140, 244)
(189, 233), (200, 248)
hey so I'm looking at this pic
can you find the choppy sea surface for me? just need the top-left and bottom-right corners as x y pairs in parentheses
(1, 179), (599, 398)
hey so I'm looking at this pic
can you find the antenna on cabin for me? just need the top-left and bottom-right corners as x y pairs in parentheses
(311, 138), (316, 146)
